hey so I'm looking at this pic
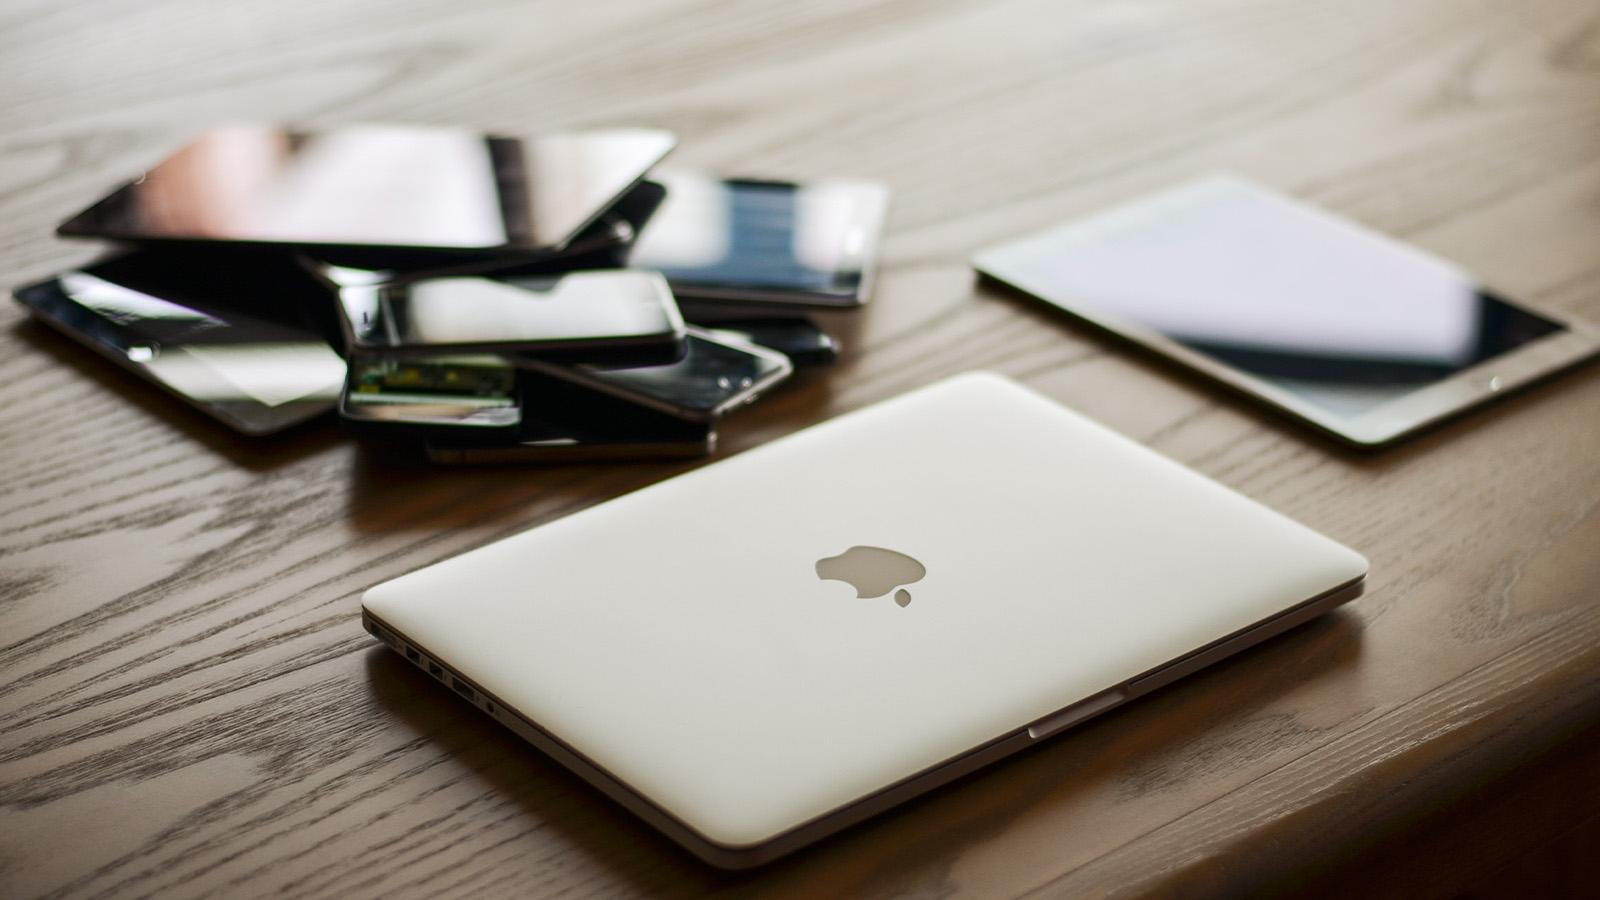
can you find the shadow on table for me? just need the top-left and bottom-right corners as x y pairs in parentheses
(338, 435), (693, 538)
(337, 371), (839, 537)
(361, 606), (1364, 891)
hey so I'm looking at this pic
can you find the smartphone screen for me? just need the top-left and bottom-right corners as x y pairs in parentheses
(57, 124), (676, 254)
(528, 329), (793, 421)
(975, 176), (1566, 420)
(331, 269), (686, 359)
(13, 250), (345, 435)
(628, 173), (888, 306)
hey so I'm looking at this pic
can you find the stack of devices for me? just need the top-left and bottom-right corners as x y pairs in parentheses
(14, 124), (890, 462)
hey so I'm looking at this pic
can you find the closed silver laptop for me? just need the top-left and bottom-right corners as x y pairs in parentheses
(362, 372), (1367, 867)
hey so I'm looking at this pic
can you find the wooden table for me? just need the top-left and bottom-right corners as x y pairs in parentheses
(3, 1), (1598, 896)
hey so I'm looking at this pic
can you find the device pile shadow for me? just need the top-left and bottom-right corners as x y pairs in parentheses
(339, 437), (705, 536)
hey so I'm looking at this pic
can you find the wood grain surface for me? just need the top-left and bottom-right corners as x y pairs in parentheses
(3, 0), (1599, 896)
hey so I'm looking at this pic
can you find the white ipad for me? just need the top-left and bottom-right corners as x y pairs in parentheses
(973, 176), (1600, 448)
(361, 372), (1367, 867)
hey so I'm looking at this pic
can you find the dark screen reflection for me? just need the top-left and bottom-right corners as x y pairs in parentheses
(1182, 292), (1560, 415)
(557, 333), (789, 417)
(57, 125), (675, 253)
(13, 251), (345, 433)
(629, 174), (872, 296)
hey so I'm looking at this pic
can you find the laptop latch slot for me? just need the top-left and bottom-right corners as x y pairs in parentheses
(1026, 687), (1130, 740)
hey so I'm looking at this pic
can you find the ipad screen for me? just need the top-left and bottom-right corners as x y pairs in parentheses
(976, 178), (1563, 418)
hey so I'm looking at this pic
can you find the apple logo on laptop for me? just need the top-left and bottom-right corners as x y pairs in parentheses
(815, 546), (926, 607)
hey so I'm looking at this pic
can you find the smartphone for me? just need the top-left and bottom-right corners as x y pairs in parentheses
(340, 354), (521, 431)
(423, 373), (715, 464)
(323, 267), (687, 363)
(627, 172), (889, 308)
(526, 328), (794, 422)
(973, 175), (1600, 448)
(57, 124), (676, 256)
(697, 318), (839, 366)
(12, 250), (345, 435)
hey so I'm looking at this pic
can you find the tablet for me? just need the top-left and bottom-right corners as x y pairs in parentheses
(973, 176), (1600, 448)
(362, 372), (1367, 867)
(56, 124), (676, 256)
(13, 251), (345, 435)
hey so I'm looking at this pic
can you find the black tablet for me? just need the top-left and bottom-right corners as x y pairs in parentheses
(57, 124), (675, 256)
(13, 251), (345, 435)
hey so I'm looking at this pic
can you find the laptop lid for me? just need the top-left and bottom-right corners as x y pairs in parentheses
(363, 372), (1366, 861)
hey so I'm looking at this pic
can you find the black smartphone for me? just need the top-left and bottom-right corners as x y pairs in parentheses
(525, 328), (794, 422)
(57, 124), (676, 257)
(423, 372), (715, 464)
(12, 250), (344, 435)
(318, 266), (687, 364)
(628, 172), (888, 308)
(696, 318), (839, 366)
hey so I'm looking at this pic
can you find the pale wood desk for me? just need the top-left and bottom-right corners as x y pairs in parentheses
(3, 1), (1598, 896)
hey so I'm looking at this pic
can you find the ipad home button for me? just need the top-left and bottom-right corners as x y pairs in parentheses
(1485, 375), (1504, 392)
